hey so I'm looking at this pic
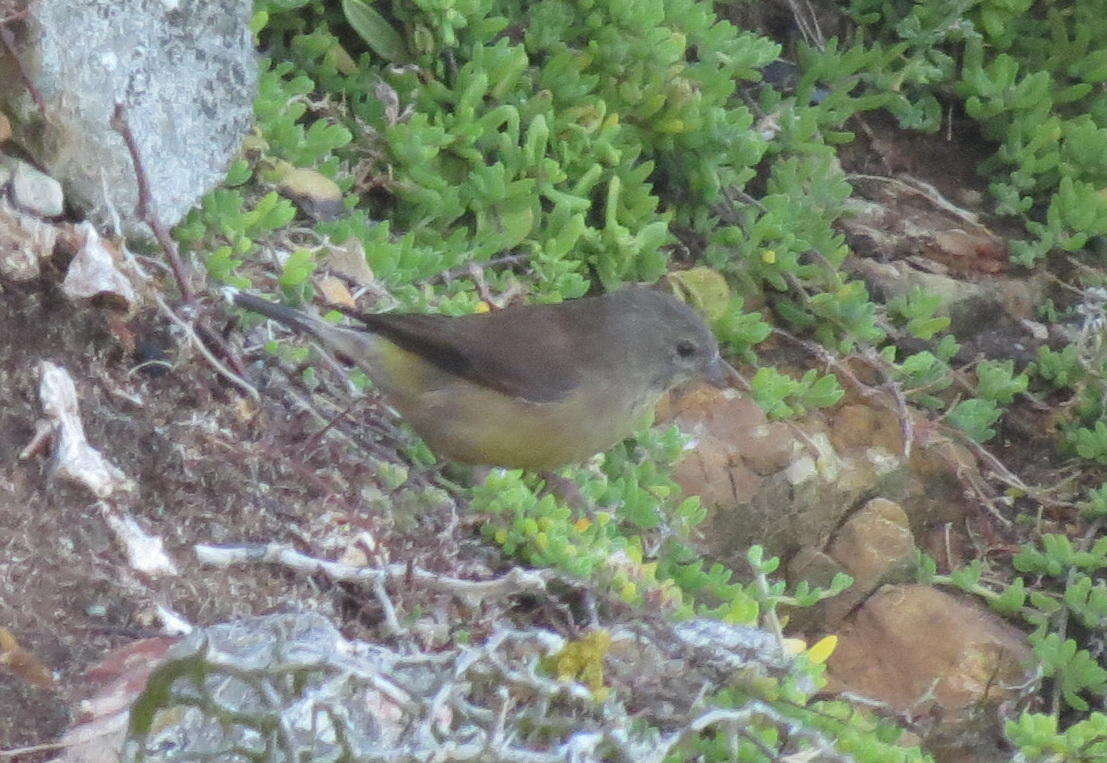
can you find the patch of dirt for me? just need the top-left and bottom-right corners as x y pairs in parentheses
(0, 282), (480, 754)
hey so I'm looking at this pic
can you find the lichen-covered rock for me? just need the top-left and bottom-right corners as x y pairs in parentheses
(6, 0), (256, 237)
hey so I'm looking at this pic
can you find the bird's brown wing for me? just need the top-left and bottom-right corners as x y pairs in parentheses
(355, 305), (590, 403)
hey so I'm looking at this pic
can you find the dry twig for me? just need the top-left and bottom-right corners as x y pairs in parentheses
(109, 104), (195, 303)
(195, 542), (555, 606)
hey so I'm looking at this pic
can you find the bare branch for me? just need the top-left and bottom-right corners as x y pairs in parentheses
(194, 542), (554, 605)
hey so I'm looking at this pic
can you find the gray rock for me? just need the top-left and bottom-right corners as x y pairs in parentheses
(0, 200), (58, 281)
(9, 159), (64, 217)
(7, 0), (256, 237)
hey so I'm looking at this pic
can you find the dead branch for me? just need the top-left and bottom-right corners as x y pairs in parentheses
(109, 103), (195, 303)
(194, 542), (555, 606)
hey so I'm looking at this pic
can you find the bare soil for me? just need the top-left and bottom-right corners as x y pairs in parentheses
(0, 281), (489, 754)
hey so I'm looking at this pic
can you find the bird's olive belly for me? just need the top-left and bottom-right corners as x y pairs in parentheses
(396, 382), (658, 470)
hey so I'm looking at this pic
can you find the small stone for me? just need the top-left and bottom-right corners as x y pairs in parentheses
(61, 222), (138, 312)
(276, 164), (345, 221)
(0, 200), (58, 281)
(0, 113), (12, 143)
(788, 546), (846, 590)
(10, 160), (64, 218)
(784, 454), (818, 485)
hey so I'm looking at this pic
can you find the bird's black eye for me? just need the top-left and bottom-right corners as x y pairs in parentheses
(676, 339), (697, 359)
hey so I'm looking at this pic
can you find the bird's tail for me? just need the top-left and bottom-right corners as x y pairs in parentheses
(232, 290), (381, 372)
(233, 291), (323, 337)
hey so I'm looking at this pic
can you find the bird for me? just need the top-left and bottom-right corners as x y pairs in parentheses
(233, 286), (730, 470)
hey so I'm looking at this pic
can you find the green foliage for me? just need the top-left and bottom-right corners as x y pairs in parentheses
(1073, 422), (1107, 464)
(278, 248), (317, 300)
(853, 0), (1107, 267)
(272, 0), (786, 294)
(1034, 633), (1107, 712)
(1080, 483), (1107, 520)
(1012, 534), (1107, 577)
(713, 297), (772, 360)
(974, 359), (1029, 405)
(748, 367), (844, 420)
(947, 398), (1002, 443)
(894, 350), (953, 409)
(1031, 344), (1085, 390)
(888, 288), (951, 341)
(474, 426), (760, 623)
(341, 0), (410, 63)
(1006, 711), (1107, 761)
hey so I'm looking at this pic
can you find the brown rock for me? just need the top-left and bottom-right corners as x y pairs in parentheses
(674, 436), (762, 515)
(666, 387), (796, 479)
(823, 498), (916, 625)
(830, 403), (904, 455)
(828, 584), (1033, 756)
(666, 386), (775, 507)
(788, 546), (845, 590)
(830, 403), (878, 451)
(741, 421), (795, 475)
(668, 386), (769, 436)
(663, 389), (976, 563)
(666, 388), (877, 559)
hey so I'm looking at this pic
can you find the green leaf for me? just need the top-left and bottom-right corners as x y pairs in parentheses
(279, 249), (317, 291)
(948, 398), (1002, 443)
(342, 0), (411, 64)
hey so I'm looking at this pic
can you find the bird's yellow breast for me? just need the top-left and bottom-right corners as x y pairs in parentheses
(371, 339), (657, 469)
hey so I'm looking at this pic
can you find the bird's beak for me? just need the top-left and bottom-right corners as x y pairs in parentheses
(704, 355), (734, 388)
